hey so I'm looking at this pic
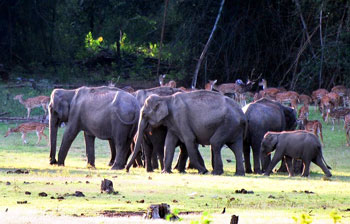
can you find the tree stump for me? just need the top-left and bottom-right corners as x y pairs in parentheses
(145, 203), (170, 219)
(230, 215), (239, 224)
(101, 179), (114, 194)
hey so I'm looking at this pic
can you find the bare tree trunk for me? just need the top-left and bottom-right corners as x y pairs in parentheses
(191, 0), (225, 89)
(319, 4), (324, 88)
(156, 0), (169, 78)
(294, 0), (316, 59)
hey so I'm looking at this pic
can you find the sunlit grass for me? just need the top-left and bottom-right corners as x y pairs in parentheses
(1, 105), (350, 223)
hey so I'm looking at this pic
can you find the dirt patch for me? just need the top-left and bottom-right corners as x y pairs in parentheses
(100, 210), (145, 217)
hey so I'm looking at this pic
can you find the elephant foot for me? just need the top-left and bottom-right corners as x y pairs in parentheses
(178, 170), (187, 174)
(57, 163), (65, 167)
(146, 169), (154, 173)
(162, 169), (172, 174)
(245, 169), (253, 174)
(199, 169), (208, 175)
(234, 171), (245, 176)
(253, 169), (262, 175)
(263, 172), (270, 176)
(111, 164), (125, 170)
(108, 161), (113, 166)
(50, 159), (57, 165)
(211, 170), (224, 175)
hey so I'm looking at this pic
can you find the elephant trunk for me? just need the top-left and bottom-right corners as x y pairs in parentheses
(126, 118), (147, 172)
(49, 113), (58, 164)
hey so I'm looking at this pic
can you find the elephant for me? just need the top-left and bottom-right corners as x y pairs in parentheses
(132, 86), (184, 172)
(49, 86), (140, 169)
(261, 130), (332, 177)
(126, 90), (247, 175)
(242, 98), (297, 174)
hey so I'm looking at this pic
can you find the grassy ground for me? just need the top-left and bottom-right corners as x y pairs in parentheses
(0, 85), (350, 223)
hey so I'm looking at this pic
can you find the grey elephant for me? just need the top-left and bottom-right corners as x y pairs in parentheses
(132, 87), (183, 172)
(242, 98), (297, 174)
(126, 90), (247, 175)
(49, 86), (140, 169)
(261, 130), (332, 177)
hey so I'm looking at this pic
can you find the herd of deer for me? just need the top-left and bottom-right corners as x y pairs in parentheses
(4, 76), (350, 147)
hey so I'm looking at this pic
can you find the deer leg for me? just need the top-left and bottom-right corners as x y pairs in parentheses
(41, 131), (49, 145)
(36, 130), (41, 144)
(21, 132), (27, 144)
(27, 108), (31, 118)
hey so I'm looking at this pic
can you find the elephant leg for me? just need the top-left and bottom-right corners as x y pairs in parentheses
(313, 156), (332, 177)
(185, 142), (207, 174)
(111, 133), (130, 170)
(210, 143), (224, 175)
(143, 141), (154, 172)
(163, 132), (179, 173)
(284, 156), (294, 177)
(276, 157), (288, 173)
(174, 144), (188, 173)
(243, 141), (252, 174)
(157, 144), (164, 170)
(151, 149), (159, 170)
(108, 139), (116, 166)
(227, 140), (245, 176)
(84, 132), (96, 168)
(252, 140), (263, 174)
(57, 125), (80, 165)
(301, 161), (310, 177)
(264, 151), (283, 176)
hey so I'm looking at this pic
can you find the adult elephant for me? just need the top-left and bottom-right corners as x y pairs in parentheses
(132, 86), (186, 172)
(49, 86), (140, 169)
(242, 98), (297, 174)
(126, 90), (247, 175)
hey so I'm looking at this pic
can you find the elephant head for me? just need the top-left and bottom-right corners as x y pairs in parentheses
(261, 132), (279, 157)
(49, 89), (75, 164)
(126, 94), (169, 171)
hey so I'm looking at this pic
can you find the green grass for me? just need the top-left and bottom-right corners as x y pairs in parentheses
(1, 87), (350, 223)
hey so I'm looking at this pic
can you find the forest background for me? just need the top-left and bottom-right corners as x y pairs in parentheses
(0, 0), (350, 93)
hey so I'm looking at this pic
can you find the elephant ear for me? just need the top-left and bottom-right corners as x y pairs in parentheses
(263, 132), (279, 150)
(51, 90), (70, 121)
(152, 100), (168, 123)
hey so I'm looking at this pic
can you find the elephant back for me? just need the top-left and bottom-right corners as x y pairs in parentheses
(112, 91), (140, 126)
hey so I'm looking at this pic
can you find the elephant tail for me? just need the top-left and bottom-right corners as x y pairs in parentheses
(323, 156), (332, 170)
(320, 149), (332, 170)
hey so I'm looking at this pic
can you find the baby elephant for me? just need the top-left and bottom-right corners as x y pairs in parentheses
(261, 130), (332, 177)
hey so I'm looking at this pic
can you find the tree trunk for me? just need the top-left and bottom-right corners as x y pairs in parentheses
(156, 0), (169, 78)
(191, 0), (225, 89)
(319, 4), (324, 88)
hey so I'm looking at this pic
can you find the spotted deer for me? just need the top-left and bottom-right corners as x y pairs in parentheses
(298, 104), (309, 120)
(4, 122), (48, 145)
(299, 118), (324, 146)
(258, 79), (283, 100)
(331, 85), (347, 107)
(13, 94), (50, 118)
(299, 94), (312, 106)
(276, 91), (299, 109)
(311, 88), (329, 112)
(344, 114), (350, 146)
(159, 74), (176, 88)
(325, 108), (350, 131)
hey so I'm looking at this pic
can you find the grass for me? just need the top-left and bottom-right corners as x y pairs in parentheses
(1, 85), (350, 223)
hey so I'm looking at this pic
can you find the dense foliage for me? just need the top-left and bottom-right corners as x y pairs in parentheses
(1, 0), (350, 92)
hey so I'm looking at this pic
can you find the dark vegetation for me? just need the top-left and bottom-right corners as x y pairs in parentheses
(1, 0), (350, 92)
